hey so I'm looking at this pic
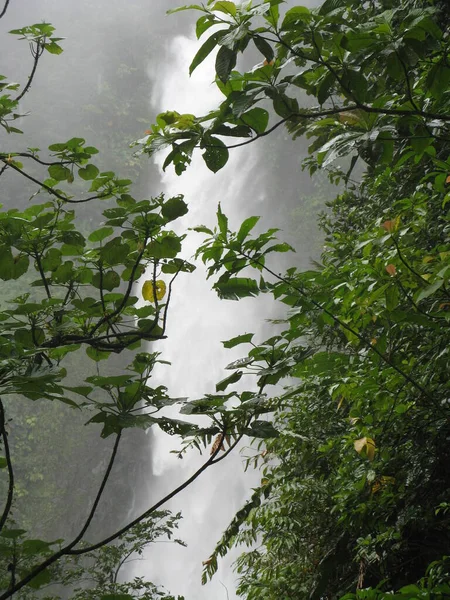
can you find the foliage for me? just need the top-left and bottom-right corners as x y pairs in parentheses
(141, 0), (450, 598)
(0, 512), (186, 600)
(0, 6), (283, 599)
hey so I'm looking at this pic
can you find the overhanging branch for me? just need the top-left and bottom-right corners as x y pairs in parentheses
(0, 399), (14, 534)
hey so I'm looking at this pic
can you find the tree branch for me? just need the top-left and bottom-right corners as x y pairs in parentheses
(0, 153), (74, 167)
(67, 430), (229, 556)
(0, 0), (10, 19)
(0, 431), (122, 599)
(0, 159), (108, 204)
(89, 242), (148, 337)
(0, 400), (14, 534)
(15, 40), (44, 103)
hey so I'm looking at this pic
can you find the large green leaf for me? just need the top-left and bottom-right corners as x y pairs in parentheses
(48, 164), (71, 181)
(215, 45), (237, 83)
(241, 108), (269, 134)
(161, 195), (188, 221)
(214, 277), (259, 300)
(146, 235), (182, 258)
(222, 333), (254, 348)
(189, 30), (225, 76)
(216, 370), (243, 392)
(202, 137), (229, 172)
(88, 227), (114, 243)
(246, 420), (279, 438)
(78, 164), (99, 180)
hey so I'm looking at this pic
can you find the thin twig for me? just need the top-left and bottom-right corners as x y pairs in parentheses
(0, 153), (73, 167)
(89, 241), (148, 336)
(34, 255), (51, 299)
(15, 40), (44, 103)
(0, 159), (107, 204)
(0, 0), (10, 19)
(0, 400), (14, 533)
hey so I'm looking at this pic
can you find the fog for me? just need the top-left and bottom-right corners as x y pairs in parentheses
(1, 1), (325, 598)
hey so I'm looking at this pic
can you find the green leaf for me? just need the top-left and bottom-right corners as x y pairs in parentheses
(189, 30), (225, 76)
(317, 71), (335, 105)
(0, 457), (7, 468)
(0, 529), (26, 539)
(86, 347), (111, 362)
(196, 15), (216, 39)
(215, 45), (237, 83)
(92, 270), (120, 291)
(161, 195), (189, 221)
(247, 420), (279, 438)
(211, 1), (236, 16)
(222, 333), (254, 348)
(253, 35), (274, 61)
(319, 0), (347, 15)
(416, 278), (444, 302)
(146, 235), (182, 258)
(281, 6), (311, 27)
(48, 164), (71, 181)
(88, 227), (114, 243)
(427, 63), (450, 101)
(237, 215), (260, 242)
(26, 568), (52, 589)
(78, 164), (99, 180)
(44, 41), (63, 54)
(202, 137), (229, 172)
(217, 203), (228, 237)
(241, 108), (269, 134)
(216, 370), (243, 392)
(167, 4), (203, 14)
(22, 539), (52, 555)
(214, 277), (259, 300)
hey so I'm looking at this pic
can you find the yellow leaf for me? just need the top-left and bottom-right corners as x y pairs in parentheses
(210, 434), (225, 455)
(380, 475), (395, 486)
(385, 264), (397, 276)
(382, 216), (400, 233)
(354, 436), (376, 461)
(371, 481), (381, 494)
(339, 111), (362, 126)
(371, 474), (395, 494)
(142, 279), (166, 302)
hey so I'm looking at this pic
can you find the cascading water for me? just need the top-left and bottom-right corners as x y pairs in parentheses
(127, 34), (283, 600)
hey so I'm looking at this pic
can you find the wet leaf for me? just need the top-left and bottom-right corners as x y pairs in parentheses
(142, 280), (167, 302)
(354, 437), (376, 461)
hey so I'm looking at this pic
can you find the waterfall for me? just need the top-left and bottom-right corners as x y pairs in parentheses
(128, 33), (282, 600)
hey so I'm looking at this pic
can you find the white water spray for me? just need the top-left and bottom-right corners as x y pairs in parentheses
(130, 34), (282, 600)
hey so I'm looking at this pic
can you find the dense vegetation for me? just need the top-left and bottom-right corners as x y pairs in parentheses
(0, 0), (449, 598)
(142, 0), (450, 597)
